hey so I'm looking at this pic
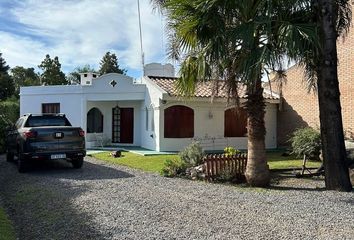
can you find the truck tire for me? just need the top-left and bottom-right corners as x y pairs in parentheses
(72, 157), (84, 169)
(17, 154), (29, 173)
(6, 151), (14, 162)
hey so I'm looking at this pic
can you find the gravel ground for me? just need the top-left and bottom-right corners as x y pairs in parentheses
(0, 155), (354, 240)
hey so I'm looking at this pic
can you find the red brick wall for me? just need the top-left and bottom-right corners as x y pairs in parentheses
(337, 28), (354, 140)
(278, 28), (354, 146)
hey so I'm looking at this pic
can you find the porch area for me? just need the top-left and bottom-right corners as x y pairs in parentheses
(84, 100), (144, 149)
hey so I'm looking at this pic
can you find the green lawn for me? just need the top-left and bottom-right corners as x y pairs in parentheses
(92, 151), (322, 173)
(0, 207), (16, 240)
(92, 151), (179, 173)
(267, 152), (321, 170)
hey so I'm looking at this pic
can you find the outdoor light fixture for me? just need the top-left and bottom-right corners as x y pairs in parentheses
(208, 110), (213, 119)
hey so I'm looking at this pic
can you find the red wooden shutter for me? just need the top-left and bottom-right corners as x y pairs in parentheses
(164, 105), (194, 138)
(224, 108), (247, 137)
(42, 103), (60, 114)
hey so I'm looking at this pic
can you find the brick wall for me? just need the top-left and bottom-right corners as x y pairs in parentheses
(277, 27), (354, 146)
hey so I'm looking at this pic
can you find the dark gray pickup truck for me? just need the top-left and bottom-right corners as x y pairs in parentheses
(5, 114), (86, 172)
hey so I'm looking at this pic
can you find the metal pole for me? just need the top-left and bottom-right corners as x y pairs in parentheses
(137, 0), (145, 76)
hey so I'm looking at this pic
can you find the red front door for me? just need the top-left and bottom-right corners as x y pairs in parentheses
(112, 107), (134, 143)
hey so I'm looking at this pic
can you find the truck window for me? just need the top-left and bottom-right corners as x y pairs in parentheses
(25, 116), (72, 127)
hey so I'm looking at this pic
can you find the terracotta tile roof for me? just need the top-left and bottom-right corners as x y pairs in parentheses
(148, 76), (279, 100)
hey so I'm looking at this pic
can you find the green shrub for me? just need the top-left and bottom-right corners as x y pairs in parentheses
(0, 98), (20, 153)
(289, 127), (321, 159)
(160, 158), (186, 177)
(224, 147), (240, 156)
(179, 141), (205, 167)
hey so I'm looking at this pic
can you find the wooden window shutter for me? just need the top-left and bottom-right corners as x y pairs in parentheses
(42, 103), (60, 114)
(224, 108), (247, 137)
(164, 105), (194, 138)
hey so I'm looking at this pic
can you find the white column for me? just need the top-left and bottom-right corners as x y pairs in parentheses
(81, 98), (87, 132)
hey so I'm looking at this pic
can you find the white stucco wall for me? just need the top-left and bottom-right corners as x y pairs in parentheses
(20, 85), (83, 127)
(139, 76), (278, 152)
(20, 73), (278, 152)
(140, 77), (164, 151)
(157, 100), (277, 152)
(264, 103), (278, 149)
(20, 73), (146, 147)
(144, 63), (175, 78)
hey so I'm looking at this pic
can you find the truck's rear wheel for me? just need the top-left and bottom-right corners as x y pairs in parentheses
(6, 151), (14, 162)
(72, 157), (84, 169)
(17, 154), (29, 173)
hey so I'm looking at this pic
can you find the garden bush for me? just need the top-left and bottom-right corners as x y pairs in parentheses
(0, 98), (19, 153)
(160, 158), (186, 177)
(179, 141), (205, 167)
(289, 127), (321, 160)
(224, 146), (240, 156)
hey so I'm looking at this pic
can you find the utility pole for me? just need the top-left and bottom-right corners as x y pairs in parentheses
(137, 0), (145, 76)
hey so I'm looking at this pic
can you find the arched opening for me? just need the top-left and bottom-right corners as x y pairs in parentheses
(87, 108), (103, 133)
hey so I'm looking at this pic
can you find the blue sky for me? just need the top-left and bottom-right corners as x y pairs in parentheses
(0, 0), (171, 78)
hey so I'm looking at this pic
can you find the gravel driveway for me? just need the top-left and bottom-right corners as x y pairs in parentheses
(0, 155), (354, 240)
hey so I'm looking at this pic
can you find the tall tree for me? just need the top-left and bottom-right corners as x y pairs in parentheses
(99, 51), (127, 75)
(11, 66), (40, 96)
(67, 64), (96, 84)
(314, 0), (352, 191)
(0, 53), (15, 100)
(155, 0), (317, 187)
(38, 54), (67, 85)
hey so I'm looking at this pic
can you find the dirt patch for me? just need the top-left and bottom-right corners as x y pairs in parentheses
(270, 170), (325, 191)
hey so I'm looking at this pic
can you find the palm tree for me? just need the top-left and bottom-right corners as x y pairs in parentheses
(312, 0), (352, 191)
(153, 0), (317, 187)
(263, 0), (352, 191)
(285, 0), (352, 191)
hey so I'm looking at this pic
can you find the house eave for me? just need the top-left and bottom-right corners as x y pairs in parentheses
(143, 76), (167, 94)
(161, 95), (280, 104)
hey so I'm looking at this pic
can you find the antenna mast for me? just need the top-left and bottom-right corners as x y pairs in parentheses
(137, 0), (145, 76)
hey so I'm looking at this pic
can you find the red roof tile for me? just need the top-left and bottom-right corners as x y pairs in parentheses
(148, 76), (279, 100)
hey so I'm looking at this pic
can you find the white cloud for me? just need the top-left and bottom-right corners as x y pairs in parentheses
(0, 31), (47, 69)
(0, 0), (169, 77)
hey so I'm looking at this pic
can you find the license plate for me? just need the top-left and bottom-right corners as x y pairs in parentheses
(51, 154), (66, 159)
(54, 132), (63, 138)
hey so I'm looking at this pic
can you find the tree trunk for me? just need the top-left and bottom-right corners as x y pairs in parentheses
(245, 79), (270, 187)
(317, 0), (352, 191)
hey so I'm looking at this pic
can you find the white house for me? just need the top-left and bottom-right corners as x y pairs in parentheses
(20, 63), (279, 152)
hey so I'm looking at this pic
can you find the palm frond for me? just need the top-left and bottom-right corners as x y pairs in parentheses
(150, 0), (166, 13)
(335, 0), (352, 37)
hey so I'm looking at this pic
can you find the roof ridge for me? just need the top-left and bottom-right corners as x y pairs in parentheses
(147, 75), (177, 80)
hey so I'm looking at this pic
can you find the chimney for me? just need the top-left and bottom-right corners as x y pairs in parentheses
(80, 72), (98, 85)
(144, 63), (175, 77)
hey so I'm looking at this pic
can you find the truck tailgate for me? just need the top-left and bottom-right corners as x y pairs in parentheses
(28, 127), (85, 153)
